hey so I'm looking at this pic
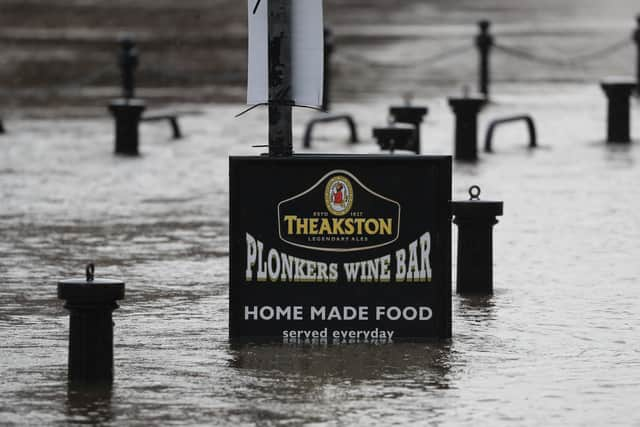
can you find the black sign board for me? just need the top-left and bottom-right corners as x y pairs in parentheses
(229, 155), (451, 341)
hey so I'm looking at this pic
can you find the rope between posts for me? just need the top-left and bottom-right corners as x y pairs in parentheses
(494, 37), (632, 68)
(565, 37), (630, 63)
(336, 44), (473, 69)
(493, 43), (574, 67)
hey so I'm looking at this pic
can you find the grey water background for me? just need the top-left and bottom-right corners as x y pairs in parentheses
(1, 0), (640, 425)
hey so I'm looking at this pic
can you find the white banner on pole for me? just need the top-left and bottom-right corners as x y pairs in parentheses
(247, 0), (324, 108)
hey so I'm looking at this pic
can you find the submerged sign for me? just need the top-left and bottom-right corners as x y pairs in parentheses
(230, 156), (452, 341)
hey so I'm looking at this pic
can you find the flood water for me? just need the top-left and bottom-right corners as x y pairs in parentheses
(2, 0), (640, 426)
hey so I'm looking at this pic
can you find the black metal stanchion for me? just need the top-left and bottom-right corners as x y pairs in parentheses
(58, 264), (125, 384)
(475, 20), (493, 99)
(322, 27), (334, 112)
(109, 38), (146, 155)
(448, 96), (485, 161)
(633, 15), (640, 96)
(601, 79), (636, 143)
(451, 186), (503, 295)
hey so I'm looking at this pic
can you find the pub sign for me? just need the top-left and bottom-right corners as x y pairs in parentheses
(229, 155), (451, 341)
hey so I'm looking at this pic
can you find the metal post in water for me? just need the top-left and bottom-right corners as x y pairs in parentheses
(322, 27), (334, 112)
(475, 20), (493, 99)
(268, 0), (293, 157)
(450, 186), (503, 295)
(448, 96), (485, 161)
(109, 37), (146, 155)
(57, 264), (125, 384)
(634, 15), (640, 96)
(119, 38), (138, 100)
(389, 101), (428, 154)
(600, 79), (636, 143)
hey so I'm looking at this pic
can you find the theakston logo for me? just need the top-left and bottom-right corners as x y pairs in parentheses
(278, 170), (401, 252)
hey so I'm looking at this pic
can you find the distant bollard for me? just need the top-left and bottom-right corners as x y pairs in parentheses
(448, 96), (486, 161)
(634, 15), (640, 95)
(475, 20), (494, 98)
(109, 37), (146, 155)
(58, 264), (125, 384)
(600, 79), (636, 143)
(372, 125), (415, 153)
(389, 105), (428, 154)
(109, 99), (146, 155)
(323, 27), (334, 112)
(0, 118), (5, 134)
(450, 186), (503, 295)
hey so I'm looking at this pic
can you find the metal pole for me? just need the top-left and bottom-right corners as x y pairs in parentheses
(322, 27), (334, 112)
(475, 20), (493, 99)
(634, 15), (640, 96)
(268, 0), (293, 157)
(118, 38), (138, 100)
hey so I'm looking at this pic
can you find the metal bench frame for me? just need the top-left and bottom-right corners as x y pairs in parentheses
(303, 114), (358, 148)
(484, 115), (537, 152)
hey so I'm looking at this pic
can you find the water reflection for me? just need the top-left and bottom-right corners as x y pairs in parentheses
(229, 341), (454, 389)
(65, 383), (113, 425)
(455, 294), (497, 325)
(604, 142), (634, 167)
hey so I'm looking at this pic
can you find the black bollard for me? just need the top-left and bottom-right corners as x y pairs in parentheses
(389, 105), (428, 154)
(0, 118), (5, 134)
(109, 38), (146, 155)
(634, 15), (640, 96)
(372, 125), (415, 153)
(475, 20), (494, 99)
(322, 27), (334, 112)
(109, 99), (146, 155)
(58, 264), (125, 384)
(600, 79), (636, 143)
(448, 96), (485, 161)
(450, 186), (503, 295)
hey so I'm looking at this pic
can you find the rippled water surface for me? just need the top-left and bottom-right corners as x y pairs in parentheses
(2, 1), (640, 426)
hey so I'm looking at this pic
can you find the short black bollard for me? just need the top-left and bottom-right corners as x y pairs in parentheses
(109, 38), (146, 155)
(109, 99), (146, 155)
(475, 20), (494, 99)
(323, 27), (334, 112)
(448, 96), (486, 161)
(389, 105), (428, 154)
(600, 79), (636, 143)
(372, 125), (415, 153)
(450, 186), (503, 295)
(0, 118), (5, 134)
(58, 264), (125, 384)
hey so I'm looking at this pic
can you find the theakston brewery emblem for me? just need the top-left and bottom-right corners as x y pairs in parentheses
(325, 175), (353, 216)
(278, 170), (401, 252)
